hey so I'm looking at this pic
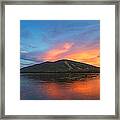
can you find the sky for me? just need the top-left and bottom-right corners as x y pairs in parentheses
(20, 20), (100, 68)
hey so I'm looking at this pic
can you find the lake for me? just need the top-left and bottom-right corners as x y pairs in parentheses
(20, 73), (100, 100)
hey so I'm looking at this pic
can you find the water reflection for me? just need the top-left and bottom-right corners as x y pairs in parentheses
(20, 73), (100, 100)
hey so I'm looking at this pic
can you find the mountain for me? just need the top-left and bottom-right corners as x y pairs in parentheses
(20, 59), (100, 73)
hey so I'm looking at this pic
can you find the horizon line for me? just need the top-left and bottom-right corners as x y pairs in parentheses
(20, 59), (100, 69)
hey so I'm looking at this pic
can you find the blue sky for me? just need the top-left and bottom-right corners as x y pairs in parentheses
(20, 20), (100, 68)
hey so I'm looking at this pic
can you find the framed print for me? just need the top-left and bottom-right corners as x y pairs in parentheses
(0, 0), (119, 119)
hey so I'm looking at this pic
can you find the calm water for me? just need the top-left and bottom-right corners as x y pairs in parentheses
(20, 73), (100, 100)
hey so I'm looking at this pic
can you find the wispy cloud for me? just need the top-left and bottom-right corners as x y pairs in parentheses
(40, 42), (74, 61)
(20, 20), (100, 67)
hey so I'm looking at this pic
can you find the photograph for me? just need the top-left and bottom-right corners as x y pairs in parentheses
(20, 20), (100, 100)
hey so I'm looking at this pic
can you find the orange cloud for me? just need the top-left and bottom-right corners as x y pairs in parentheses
(37, 42), (100, 67)
(81, 56), (100, 67)
(42, 42), (74, 61)
(65, 49), (100, 67)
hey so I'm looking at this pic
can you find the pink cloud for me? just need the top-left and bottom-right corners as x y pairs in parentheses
(36, 41), (100, 66)
(38, 42), (74, 61)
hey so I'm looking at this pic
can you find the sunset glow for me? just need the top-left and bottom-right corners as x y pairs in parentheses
(37, 75), (100, 99)
(20, 20), (100, 68)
